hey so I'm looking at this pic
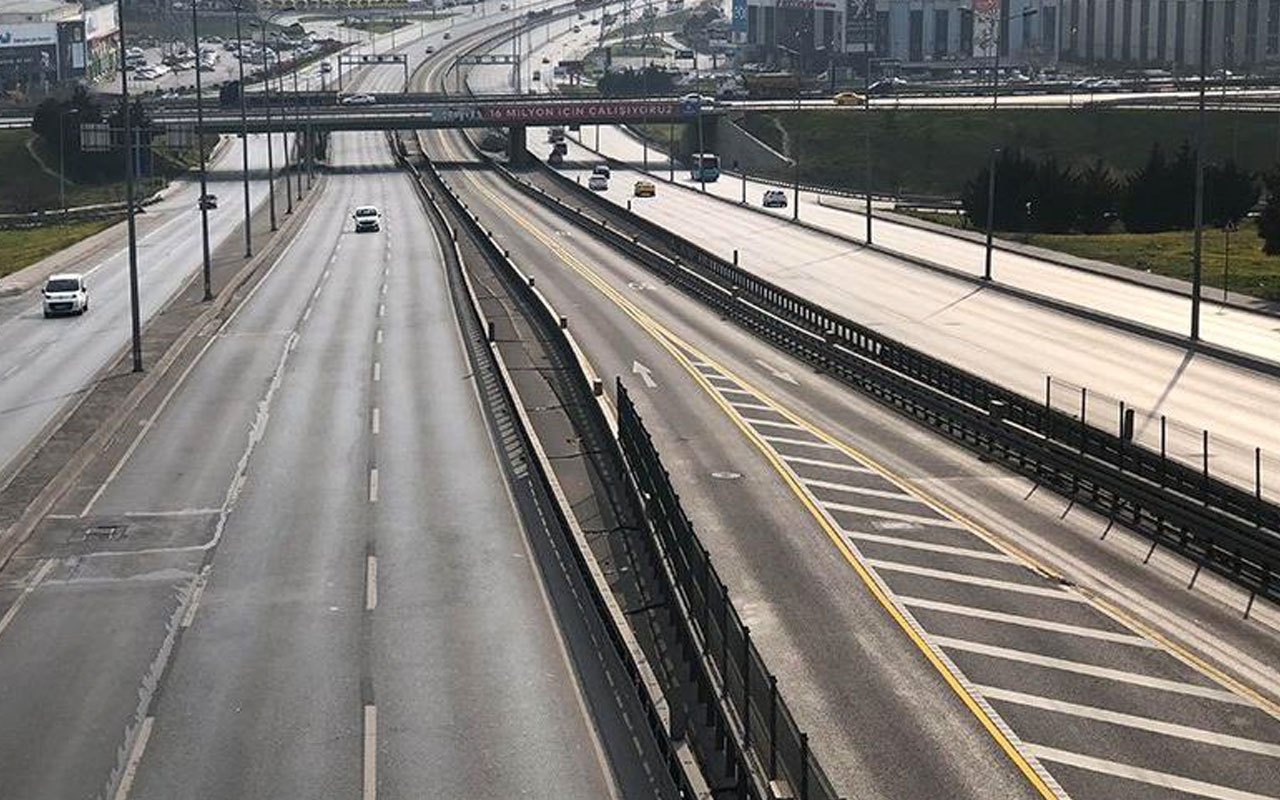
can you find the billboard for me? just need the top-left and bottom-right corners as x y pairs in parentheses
(845, 0), (873, 54)
(476, 99), (690, 123)
(84, 5), (119, 42)
(732, 0), (747, 32)
(0, 23), (58, 49)
(972, 0), (1000, 55)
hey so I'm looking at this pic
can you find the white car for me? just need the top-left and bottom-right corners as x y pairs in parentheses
(587, 174), (608, 191)
(762, 189), (788, 209)
(353, 205), (382, 232)
(340, 93), (377, 106)
(43, 273), (88, 318)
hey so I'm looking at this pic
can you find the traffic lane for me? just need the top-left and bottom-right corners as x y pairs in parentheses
(441, 147), (1280, 798)
(0, 551), (202, 800)
(0, 132), (283, 481)
(549, 145), (1280, 492)
(125, 141), (390, 800)
(370, 166), (615, 798)
(432, 146), (1042, 799)
(585, 122), (1280, 370)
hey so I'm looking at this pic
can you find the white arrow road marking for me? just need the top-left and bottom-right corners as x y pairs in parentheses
(632, 360), (658, 389)
(754, 358), (799, 385)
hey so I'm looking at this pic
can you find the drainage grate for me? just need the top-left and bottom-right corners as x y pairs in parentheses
(80, 525), (127, 542)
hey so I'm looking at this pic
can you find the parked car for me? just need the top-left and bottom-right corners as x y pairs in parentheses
(353, 205), (382, 232)
(42, 273), (88, 318)
(588, 174), (608, 191)
(633, 180), (656, 197)
(762, 189), (788, 208)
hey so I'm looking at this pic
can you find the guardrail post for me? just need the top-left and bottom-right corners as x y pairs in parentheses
(559, 316), (568, 330)
(527, 276), (535, 288)
(733, 249), (739, 266)
(1203, 430), (1211, 495)
(592, 379), (603, 397)
(1078, 388), (1088, 454)
(1160, 415), (1168, 484)
(1257, 447), (1264, 503)
(486, 320), (495, 342)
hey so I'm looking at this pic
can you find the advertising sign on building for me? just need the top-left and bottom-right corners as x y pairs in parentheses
(83, 5), (119, 42)
(972, 0), (999, 55)
(731, 0), (747, 32)
(845, 0), (873, 54)
(774, 0), (840, 8)
(0, 23), (58, 49)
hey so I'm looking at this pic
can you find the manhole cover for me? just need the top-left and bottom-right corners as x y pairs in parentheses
(80, 525), (127, 542)
(711, 471), (742, 480)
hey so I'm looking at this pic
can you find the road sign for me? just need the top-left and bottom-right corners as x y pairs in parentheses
(80, 122), (111, 152)
(353, 53), (407, 65)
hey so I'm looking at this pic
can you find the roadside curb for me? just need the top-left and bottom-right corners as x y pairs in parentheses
(0, 172), (328, 571)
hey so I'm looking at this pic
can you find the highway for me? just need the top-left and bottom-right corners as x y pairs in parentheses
(422, 22), (1280, 800)
(501, 23), (1280, 499)
(0, 132), (282, 486)
(0, 5), (666, 799)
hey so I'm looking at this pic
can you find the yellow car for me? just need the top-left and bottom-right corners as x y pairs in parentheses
(832, 91), (866, 106)
(633, 180), (656, 197)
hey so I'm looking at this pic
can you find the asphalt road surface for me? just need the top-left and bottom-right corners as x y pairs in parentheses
(0, 7), (650, 799)
(448, 32), (1280, 800)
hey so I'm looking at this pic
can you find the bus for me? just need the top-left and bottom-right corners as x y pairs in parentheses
(689, 153), (720, 182)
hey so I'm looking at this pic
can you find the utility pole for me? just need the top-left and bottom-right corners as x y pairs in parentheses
(985, 147), (998, 280)
(193, 0), (212, 300)
(1190, 0), (1209, 340)
(117, 0), (143, 372)
(257, 20), (277, 233)
(232, 0), (252, 258)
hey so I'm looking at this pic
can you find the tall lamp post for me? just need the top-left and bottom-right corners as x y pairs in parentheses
(230, 0), (252, 258)
(253, 18), (278, 233)
(1190, 0), (1210, 340)
(192, 1), (212, 300)
(117, 0), (143, 373)
(58, 107), (78, 215)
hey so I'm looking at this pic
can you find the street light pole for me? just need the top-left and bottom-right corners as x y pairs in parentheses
(1190, 0), (1209, 340)
(293, 66), (303, 201)
(256, 21), (277, 233)
(192, 0), (213, 300)
(232, 0), (252, 258)
(117, 0), (143, 373)
(275, 48), (292, 216)
(864, 56), (872, 243)
(985, 147), (999, 280)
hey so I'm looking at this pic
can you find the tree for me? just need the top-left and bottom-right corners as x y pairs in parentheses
(1028, 156), (1078, 233)
(30, 85), (105, 182)
(1122, 142), (1193, 232)
(1075, 159), (1119, 234)
(1205, 159), (1259, 227)
(961, 148), (1037, 231)
(1257, 169), (1280, 255)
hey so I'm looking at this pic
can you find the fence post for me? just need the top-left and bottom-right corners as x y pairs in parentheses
(1203, 430), (1211, 496)
(742, 626), (752, 749)
(1078, 387), (1088, 454)
(1257, 447), (1264, 503)
(800, 731), (810, 800)
(1160, 415), (1168, 484)
(768, 675), (779, 779)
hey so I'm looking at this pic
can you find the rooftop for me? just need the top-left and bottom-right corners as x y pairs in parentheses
(0, 0), (81, 17)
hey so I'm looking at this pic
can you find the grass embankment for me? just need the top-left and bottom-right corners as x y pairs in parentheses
(897, 210), (1280, 299)
(0, 218), (121, 280)
(744, 108), (1280, 198)
(342, 19), (411, 35)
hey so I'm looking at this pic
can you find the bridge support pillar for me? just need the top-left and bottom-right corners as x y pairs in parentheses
(507, 124), (528, 166)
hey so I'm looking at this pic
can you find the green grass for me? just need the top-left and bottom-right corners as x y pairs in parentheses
(0, 218), (122, 280)
(0, 130), (171, 213)
(1025, 227), (1280, 300)
(746, 108), (1280, 199)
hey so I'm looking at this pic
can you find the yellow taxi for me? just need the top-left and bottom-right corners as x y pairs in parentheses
(832, 91), (866, 106)
(633, 180), (657, 197)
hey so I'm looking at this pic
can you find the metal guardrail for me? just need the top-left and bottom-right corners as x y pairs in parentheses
(618, 382), (842, 800)
(493, 160), (1280, 613)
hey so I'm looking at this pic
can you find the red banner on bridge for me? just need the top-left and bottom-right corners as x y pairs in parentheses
(477, 100), (689, 124)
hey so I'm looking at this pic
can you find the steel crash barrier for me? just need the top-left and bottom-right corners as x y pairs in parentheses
(618, 382), (843, 800)
(482, 156), (1280, 613)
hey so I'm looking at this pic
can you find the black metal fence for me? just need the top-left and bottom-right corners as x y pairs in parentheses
(500, 159), (1280, 611)
(618, 382), (843, 800)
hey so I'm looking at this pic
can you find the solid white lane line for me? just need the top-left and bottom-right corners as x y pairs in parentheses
(824, 501), (964, 529)
(179, 569), (210, 629)
(0, 559), (55, 640)
(371, 407), (380, 436)
(866, 559), (1087, 600)
(978, 686), (1280, 756)
(781, 454), (874, 473)
(365, 555), (378, 611)
(763, 435), (839, 450)
(936, 637), (1249, 704)
(112, 715), (154, 800)
(898, 596), (1156, 647)
(847, 532), (1015, 563)
(363, 704), (377, 800)
(1025, 744), (1280, 800)
(373, 362), (381, 382)
(805, 478), (917, 501)
(368, 468), (379, 504)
